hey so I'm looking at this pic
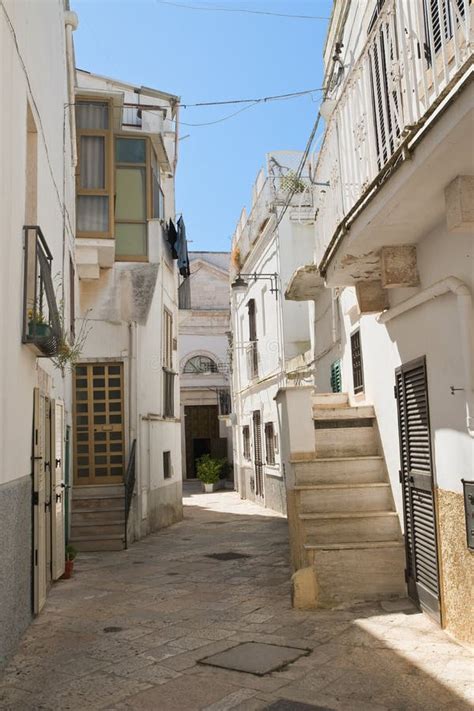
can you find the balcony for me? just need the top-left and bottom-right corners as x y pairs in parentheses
(232, 152), (315, 271)
(310, 0), (473, 287)
(22, 226), (62, 357)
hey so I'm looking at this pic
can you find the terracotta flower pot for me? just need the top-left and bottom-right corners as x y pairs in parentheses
(62, 560), (74, 579)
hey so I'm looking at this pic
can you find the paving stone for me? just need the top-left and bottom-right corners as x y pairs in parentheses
(0, 487), (472, 711)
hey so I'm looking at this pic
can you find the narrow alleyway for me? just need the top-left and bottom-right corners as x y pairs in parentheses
(0, 485), (472, 711)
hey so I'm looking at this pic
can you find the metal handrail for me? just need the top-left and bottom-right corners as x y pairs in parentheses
(124, 438), (137, 549)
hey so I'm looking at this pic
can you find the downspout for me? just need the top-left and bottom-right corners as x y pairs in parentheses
(64, 11), (78, 168)
(379, 277), (474, 435)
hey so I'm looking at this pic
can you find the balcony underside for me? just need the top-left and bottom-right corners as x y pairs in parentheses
(285, 264), (324, 301)
(322, 82), (474, 288)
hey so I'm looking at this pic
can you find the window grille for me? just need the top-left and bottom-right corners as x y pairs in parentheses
(163, 450), (171, 479)
(183, 355), (218, 374)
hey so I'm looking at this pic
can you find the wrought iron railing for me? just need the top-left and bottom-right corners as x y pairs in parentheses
(22, 226), (62, 357)
(313, 0), (472, 263)
(124, 438), (137, 548)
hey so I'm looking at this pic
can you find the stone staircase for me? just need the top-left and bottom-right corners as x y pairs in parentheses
(70, 485), (126, 552)
(291, 393), (405, 606)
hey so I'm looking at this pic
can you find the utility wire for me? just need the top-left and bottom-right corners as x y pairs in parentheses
(116, 86), (324, 113)
(155, 0), (330, 20)
(179, 102), (259, 126)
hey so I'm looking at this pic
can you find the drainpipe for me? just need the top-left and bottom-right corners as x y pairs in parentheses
(378, 277), (474, 436)
(64, 11), (78, 168)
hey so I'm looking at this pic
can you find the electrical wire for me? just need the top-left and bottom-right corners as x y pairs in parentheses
(179, 101), (259, 126)
(155, 0), (330, 20)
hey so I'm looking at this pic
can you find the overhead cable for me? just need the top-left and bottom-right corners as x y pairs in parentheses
(155, 0), (330, 20)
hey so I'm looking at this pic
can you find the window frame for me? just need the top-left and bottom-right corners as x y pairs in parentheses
(163, 450), (172, 479)
(76, 97), (114, 239)
(351, 328), (365, 394)
(114, 132), (152, 262)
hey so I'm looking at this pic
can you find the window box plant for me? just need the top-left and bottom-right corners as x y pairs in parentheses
(27, 310), (53, 339)
(196, 454), (226, 493)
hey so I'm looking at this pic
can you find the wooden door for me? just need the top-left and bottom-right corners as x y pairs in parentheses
(252, 410), (264, 501)
(51, 400), (65, 580)
(33, 388), (47, 614)
(395, 357), (441, 621)
(74, 363), (124, 485)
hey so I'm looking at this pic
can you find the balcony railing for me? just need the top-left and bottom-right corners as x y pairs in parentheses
(314, 0), (472, 261)
(22, 226), (62, 357)
(246, 341), (259, 381)
(233, 174), (314, 268)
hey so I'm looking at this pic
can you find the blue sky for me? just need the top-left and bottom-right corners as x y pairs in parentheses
(72, 0), (332, 251)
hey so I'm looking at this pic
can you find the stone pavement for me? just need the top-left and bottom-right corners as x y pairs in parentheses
(0, 484), (472, 711)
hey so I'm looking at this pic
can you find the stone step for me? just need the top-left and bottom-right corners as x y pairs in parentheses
(72, 495), (125, 511)
(71, 522), (124, 537)
(297, 483), (393, 514)
(314, 424), (378, 458)
(301, 511), (401, 544)
(312, 405), (375, 420)
(72, 508), (125, 523)
(312, 392), (348, 409)
(304, 542), (406, 605)
(72, 485), (124, 498)
(293, 456), (385, 486)
(70, 535), (125, 552)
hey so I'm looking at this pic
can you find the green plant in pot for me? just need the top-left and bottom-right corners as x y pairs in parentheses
(196, 454), (224, 493)
(62, 544), (77, 579)
(27, 308), (52, 339)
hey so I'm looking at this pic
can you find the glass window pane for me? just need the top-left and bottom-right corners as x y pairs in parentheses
(116, 138), (146, 163)
(115, 168), (146, 221)
(77, 196), (109, 232)
(115, 223), (147, 258)
(80, 136), (105, 189)
(76, 101), (109, 129)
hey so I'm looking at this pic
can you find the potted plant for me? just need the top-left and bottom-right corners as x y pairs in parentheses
(279, 170), (307, 194)
(27, 309), (52, 339)
(62, 544), (77, 579)
(196, 454), (224, 493)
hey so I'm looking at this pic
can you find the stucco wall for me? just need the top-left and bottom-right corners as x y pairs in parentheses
(437, 488), (474, 646)
(0, 477), (32, 666)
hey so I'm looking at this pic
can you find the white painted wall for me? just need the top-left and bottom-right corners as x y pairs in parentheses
(0, 0), (76, 487)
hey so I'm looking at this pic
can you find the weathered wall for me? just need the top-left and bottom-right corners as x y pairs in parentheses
(437, 488), (474, 646)
(0, 477), (32, 666)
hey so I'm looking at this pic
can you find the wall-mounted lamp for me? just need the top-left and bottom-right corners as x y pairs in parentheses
(231, 272), (279, 299)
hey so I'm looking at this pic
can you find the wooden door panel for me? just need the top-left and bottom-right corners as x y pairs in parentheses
(51, 400), (65, 581)
(74, 363), (124, 485)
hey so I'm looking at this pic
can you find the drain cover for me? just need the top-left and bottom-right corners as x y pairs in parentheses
(206, 551), (251, 561)
(198, 642), (309, 676)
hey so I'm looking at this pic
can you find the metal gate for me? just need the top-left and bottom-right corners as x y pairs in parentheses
(252, 410), (264, 501)
(395, 357), (441, 621)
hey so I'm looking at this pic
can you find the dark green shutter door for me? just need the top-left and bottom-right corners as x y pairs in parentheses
(330, 359), (342, 393)
(395, 357), (440, 621)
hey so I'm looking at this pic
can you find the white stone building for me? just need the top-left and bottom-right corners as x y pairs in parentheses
(230, 152), (317, 514)
(0, 0), (77, 659)
(282, 0), (474, 645)
(178, 252), (233, 479)
(71, 70), (185, 549)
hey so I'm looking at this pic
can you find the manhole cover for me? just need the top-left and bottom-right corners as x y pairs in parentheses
(198, 642), (309, 676)
(103, 626), (123, 633)
(206, 552), (252, 561)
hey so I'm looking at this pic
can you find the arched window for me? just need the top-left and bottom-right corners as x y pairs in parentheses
(183, 355), (218, 374)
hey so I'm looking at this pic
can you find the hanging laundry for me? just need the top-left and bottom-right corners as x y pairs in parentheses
(176, 216), (190, 278)
(166, 219), (178, 259)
